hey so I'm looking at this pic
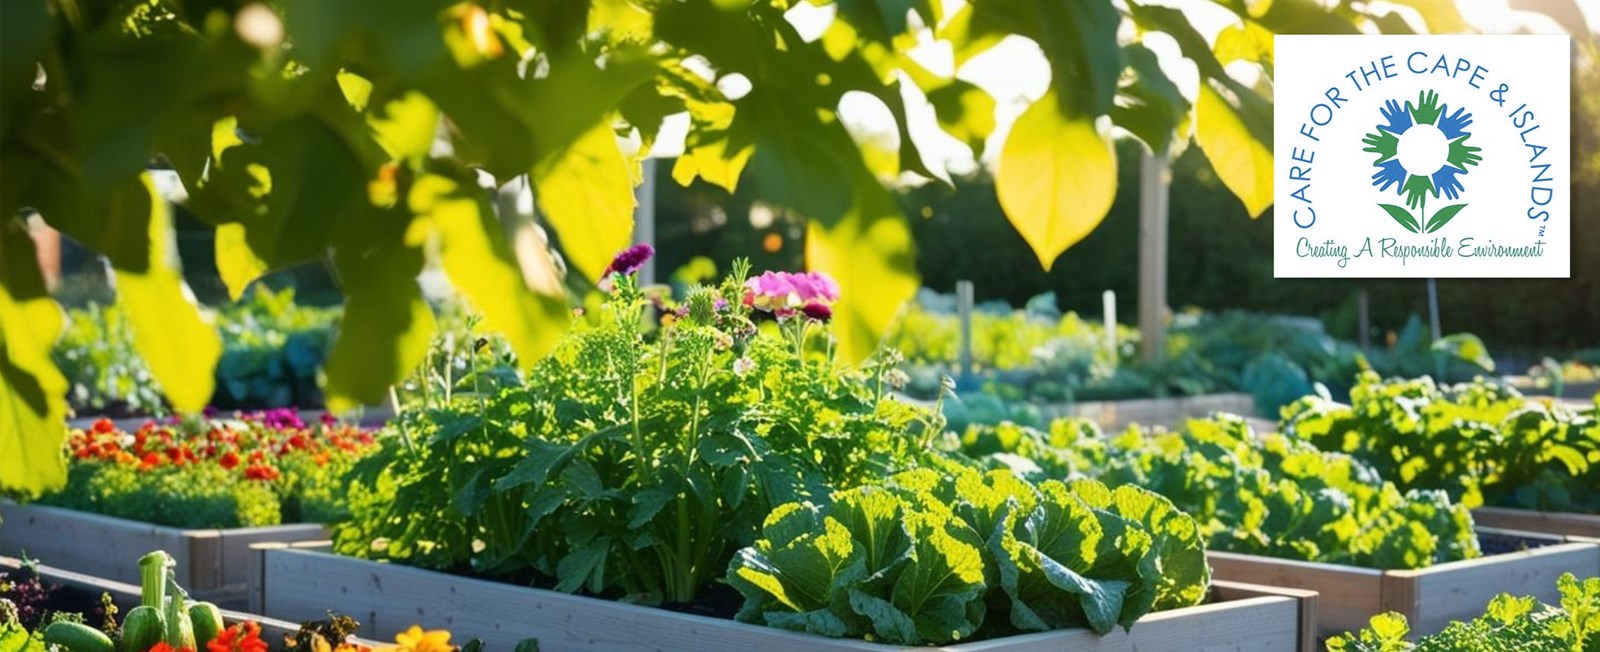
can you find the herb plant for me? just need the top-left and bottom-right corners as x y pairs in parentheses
(1282, 372), (1600, 514)
(336, 255), (938, 604)
(959, 414), (1481, 569)
(1327, 573), (1600, 652)
(727, 459), (1208, 645)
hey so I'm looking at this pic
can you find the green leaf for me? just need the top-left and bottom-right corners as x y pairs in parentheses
(885, 512), (987, 644)
(994, 482), (1127, 634)
(1195, 81), (1273, 218)
(996, 93), (1117, 271)
(323, 211), (437, 412)
(1111, 44), (1191, 155)
(805, 175), (918, 365)
(414, 166), (571, 370)
(213, 223), (269, 300)
(112, 174), (222, 412)
(1386, 0), (1470, 33)
(0, 219), (69, 498)
(1423, 203), (1466, 233)
(1432, 333), (1494, 372)
(532, 119), (635, 284)
(727, 504), (865, 634)
(0, 621), (45, 652)
(924, 79), (997, 161)
(1213, 21), (1275, 75)
(1378, 204), (1421, 233)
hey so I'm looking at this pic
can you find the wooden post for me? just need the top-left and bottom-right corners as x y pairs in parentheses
(1102, 290), (1117, 355)
(1138, 152), (1170, 365)
(634, 159), (658, 286)
(956, 280), (974, 378)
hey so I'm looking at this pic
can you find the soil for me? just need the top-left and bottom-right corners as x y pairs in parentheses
(1477, 529), (1562, 557)
(1, 566), (116, 632)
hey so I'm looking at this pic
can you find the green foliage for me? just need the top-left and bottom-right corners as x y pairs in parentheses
(51, 287), (338, 415)
(1327, 573), (1600, 652)
(0, 0), (1471, 497)
(1282, 372), (1600, 514)
(726, 462), (1207, 644)
(960, 414), (1480, 569)
(335, 266), (936, 604)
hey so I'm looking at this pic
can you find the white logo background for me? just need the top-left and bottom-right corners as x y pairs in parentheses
(1274, 35), (1570, 278)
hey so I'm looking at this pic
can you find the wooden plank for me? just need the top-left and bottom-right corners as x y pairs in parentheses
(1, 555), (374, 646)
(1213, 581), (1319, 652)
(256, 547), (1308, 652)
(0, 502), (329, 605)
(1472, 507), (1600, 539)
(1382, 542), (1600, 637)
(1207, 551), (1383, 637)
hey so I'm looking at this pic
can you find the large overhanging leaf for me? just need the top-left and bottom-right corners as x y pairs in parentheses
(0, 219), (67, 497)
(110, 174), (222, 412)
(1195, 81), (1274, 218)
(806, 173), (919, 366)
(323, 210), (437, 412)
(532, 119), (637, 284)
(996, 95), (1118, 271)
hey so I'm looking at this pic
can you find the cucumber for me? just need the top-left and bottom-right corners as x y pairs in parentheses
(188, 602), (224, 650)
(42, 621), (115, 652)
(120, 606), (166, 652)
(163, 578), (194, 650)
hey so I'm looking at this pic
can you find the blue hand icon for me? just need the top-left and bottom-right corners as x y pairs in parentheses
(1437, 105), (1474, 140)
(1379, 99), (1413, 134)
(1372, 158), (1407, 194)
(1431, 165), (1466, 201)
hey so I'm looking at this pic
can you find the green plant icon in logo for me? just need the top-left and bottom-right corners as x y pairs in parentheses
(1362, 90), (1483, 233)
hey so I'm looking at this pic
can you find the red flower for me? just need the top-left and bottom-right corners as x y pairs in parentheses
(140, 452), (163, 469)
(92, 418), (115, 434)
(218, 451), (241, 470)
(243, 464), (280, 481)
(208, 622), (268, 652)
(149, 642), (195, 652)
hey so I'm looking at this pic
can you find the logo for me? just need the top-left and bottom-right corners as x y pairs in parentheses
(1274, 35), (1570, 278)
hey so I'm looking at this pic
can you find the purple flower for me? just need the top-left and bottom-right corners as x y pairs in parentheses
(603, 244), (654, 278)
(801, 302), (832, 323)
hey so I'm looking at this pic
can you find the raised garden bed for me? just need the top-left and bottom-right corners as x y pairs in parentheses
(0, 502), (327, 606)
(1471, 506), (1600, 538)
(1206, 529), (1600, 639)
(1047, 392), (1256, 429)
(249, 543), (1321, 652)
(0, 555), (326, 643)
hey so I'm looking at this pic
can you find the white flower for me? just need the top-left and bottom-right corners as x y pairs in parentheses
(733, 357), (755, 377)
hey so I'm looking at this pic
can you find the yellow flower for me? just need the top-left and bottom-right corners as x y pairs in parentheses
(383, 625), (454, 652)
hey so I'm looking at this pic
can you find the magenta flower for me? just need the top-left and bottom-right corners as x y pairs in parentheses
(604, 244), (655, 278)
(801, 302), (832, 323)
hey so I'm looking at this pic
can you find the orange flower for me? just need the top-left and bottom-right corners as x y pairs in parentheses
(149, 642), (195, 652)
(383, 625), (453, 652)
(209, 622), (268, 652)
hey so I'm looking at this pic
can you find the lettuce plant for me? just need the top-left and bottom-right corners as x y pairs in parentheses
(1283, 372), (1600, 514)
(336, 257), (939, 604)
(726, 461), (1208, 645)
(1328, 573), (1600, 651)
(960, 414), (1479, 569)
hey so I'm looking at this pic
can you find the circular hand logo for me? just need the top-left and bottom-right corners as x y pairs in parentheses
(1361, 90), (1483, 233)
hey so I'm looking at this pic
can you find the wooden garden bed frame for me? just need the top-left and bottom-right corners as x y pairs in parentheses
(1206, 535), (1600, 639)
(1031, 392), (1256, 430)
(0, 555), (335, 643)
(249, 543), (1319, 652)
(0, 502), (328, 606)
(1472, 506), (1600, 539)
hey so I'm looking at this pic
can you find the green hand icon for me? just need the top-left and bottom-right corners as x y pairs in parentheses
(1410, 90), (1443, 125)
(1402, 174), (1434, 210)
(1447, 134), (1482, 169)
(1363, 129), (1399, 163)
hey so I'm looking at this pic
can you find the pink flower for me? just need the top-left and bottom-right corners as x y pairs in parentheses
(743, 271), (839, 317)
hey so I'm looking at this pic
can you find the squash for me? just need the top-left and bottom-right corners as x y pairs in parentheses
(42, 621), (115, 652)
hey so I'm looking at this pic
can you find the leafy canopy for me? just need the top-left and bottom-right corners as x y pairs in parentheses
(0, 0), (1479, 496)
